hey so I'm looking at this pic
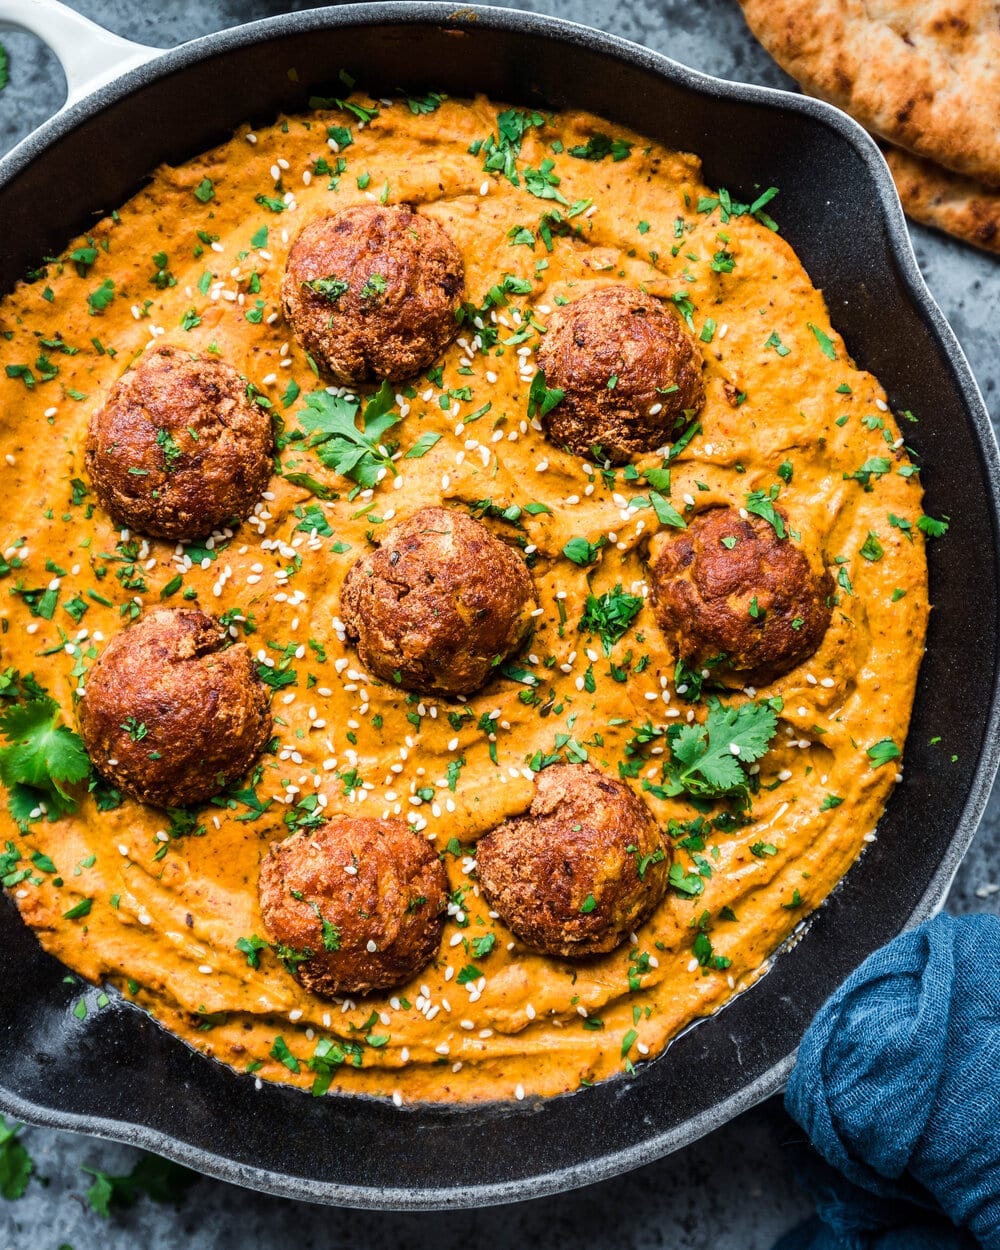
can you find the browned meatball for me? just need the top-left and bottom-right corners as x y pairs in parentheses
(77, 608), (272, 808)
(475, 764), (669, 958)
(648, 507), (833, 681)
(340, 506), (537, 697)
(258, 816), (448, 997)
(535, 285), (705, 463)
(84, 345), (273, 541)
(281, 205), (465, 384)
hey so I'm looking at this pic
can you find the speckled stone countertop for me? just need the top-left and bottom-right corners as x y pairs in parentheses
(0, 2), (997, 1247)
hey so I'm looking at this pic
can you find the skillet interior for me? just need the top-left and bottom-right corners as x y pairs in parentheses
(0, 2), (998, 1210)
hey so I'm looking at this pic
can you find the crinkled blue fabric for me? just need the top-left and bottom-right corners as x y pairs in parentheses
(775, 913), (1000, 1250)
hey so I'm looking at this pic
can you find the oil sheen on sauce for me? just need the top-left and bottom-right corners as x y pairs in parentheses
(0, 94), (929, 1103)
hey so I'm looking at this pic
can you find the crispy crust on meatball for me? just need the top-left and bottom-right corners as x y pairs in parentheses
(474, 764), (669, 958)
(340, 506), (538, 697)
(258, 816), (448, 997)
(77, 608), (272, 808)
(281, 204), (465, 384)
(648, 507), (834, 681)
(535, 285), (705, 463)
(84, 345), (273, 541)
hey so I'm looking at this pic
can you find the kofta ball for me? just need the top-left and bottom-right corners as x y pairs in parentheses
(77, 608), (272, 808)
(648, 507), (833, 681)
(281, 204), (465, 384)
(535, 284), (705, 463)
(340, 506), (538, 697)
(258, 816), (448, 997)
(84, 345), (273, 541)
(475, 763), (669, 958)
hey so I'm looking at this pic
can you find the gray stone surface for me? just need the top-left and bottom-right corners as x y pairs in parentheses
(0, 1), (997, 1246)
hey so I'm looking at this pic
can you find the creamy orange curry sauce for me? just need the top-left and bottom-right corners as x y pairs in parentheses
(0, 93), (928, 1102)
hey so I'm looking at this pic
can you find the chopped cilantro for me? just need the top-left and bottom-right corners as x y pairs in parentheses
(87, 279), (115, 316)
(236, 934), (268, 969)
(867, 738), (901, 769)
(405, 432), (442, 459)
(860, 532), (884, 562)
(807, 322), (837, 359)
(578, 585), (643, 656)
(917, 514), (949, 539)
(562, 536), (604, 566)
(745, 488), (786, 538)
(305, 275), (349, 302)
(568, 133), (632, 162)
(527, 368), (565, 419)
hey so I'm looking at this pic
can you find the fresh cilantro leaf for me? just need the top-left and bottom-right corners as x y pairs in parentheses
(405, 432), (442, 459)
(562, 536), (604, 566)
(649, 491), (686, 528)
(660, 698), (778, 801)
(697, 185), (779, 229)
(82, 1153), (195, 1217)
(917, 514), (949, 538)
(859, 531), (883, 562)
(807, 322), (837, 360)
(255, 193), (286, 213)
(0, 1117), (33, 1199)
(478, 108), (545, 186)
(236, 934), (268, 969)
(527, 368), (564, 419)
(0, 696), (90, 827)
(305, 275), (349, 302)
(568, 133), (632, 162)
(270, 1035), (300, 1072)
(293, 502), (333, 537)
(298, 382), (400, 488)
(867, 738), (901, 769)
(87, 279), (115, 316)
(745, 489), (786, 538)
(668, 863), (704, 897)
(846, 457), (891, 490)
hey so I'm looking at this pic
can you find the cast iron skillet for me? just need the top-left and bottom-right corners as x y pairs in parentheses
(0, 0), (998, 1211)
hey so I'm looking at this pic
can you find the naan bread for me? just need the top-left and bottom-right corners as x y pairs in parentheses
(738, 0), (1000, 187)
(882, 143), (1000, 254)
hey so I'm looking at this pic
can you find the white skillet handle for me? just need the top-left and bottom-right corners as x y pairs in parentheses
(0, 0), (164, 111)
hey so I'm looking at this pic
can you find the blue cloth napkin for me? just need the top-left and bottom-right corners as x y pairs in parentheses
(774, 912), (1000, 1250)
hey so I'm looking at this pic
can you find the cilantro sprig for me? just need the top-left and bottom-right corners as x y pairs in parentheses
(0, 695), (90, 827)
(297, 381), (400, 489)
(0, 1117), (33, 1199)
(657, 698), (778, 802)
(83, 1153), (196, 1217)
